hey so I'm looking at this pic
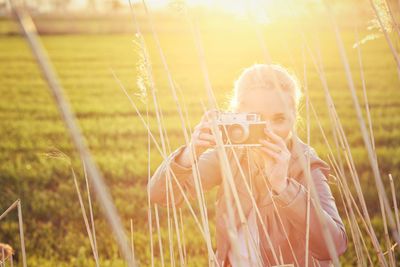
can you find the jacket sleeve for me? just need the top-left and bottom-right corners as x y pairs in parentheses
(148, 145), (222, 206)
(271, 163), (348, 260)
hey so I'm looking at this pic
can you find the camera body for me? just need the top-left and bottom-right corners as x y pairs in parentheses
(215, 112), (266, 147)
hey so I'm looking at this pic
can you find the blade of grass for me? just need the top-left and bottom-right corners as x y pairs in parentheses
(83, 162), (99, 263)
(179, 209), (187, 266)
(185, 6), (296, 265)
(303, 45), (312, 267)
(311, 101), (370, 265)
(71, 167), (100, 267)
(0, 201), (19, 221)
(324, 0), (400, 255)
(333, 169), (371, 266)
(16, 201), (27, 267)
(9, 3), (136, 265)
(130, 219), (136, 264)
(306, 38), (387, 265)
(154, 205), (165, 267)
(145, 97), (155, 267)
(165, 182), (176, 267)
(380, 194), (396, 266)
(131, 3), (199, 264)
(355, 28), (376, 153)
(112, 72), (217, 254)
(254, 18), (341, 266)
(389, 174), (400, 233)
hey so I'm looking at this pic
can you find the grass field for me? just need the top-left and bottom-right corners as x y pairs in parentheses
(0, 7), (400, 266)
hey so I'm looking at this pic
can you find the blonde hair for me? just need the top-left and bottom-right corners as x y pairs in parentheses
(230, 64), (302, 113)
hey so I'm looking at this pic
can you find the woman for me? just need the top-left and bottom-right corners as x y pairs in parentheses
(148, 64), (347, 266)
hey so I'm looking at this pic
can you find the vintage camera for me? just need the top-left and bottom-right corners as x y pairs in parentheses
(215, 112), (266, 146)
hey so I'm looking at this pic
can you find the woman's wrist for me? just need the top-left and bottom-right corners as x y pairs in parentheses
(175, 144), (204, 168)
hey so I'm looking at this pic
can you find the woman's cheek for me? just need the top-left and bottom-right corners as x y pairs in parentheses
(271, 123), (291, 140)
(272, 116), (295, 141)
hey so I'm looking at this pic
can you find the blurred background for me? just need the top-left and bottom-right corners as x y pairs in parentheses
(0, 0), (399, 266)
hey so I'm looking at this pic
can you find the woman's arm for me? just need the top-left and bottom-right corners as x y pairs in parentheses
(257, 126), (347, 260)
(148, 110), (221, 206)
(148, 145), (222, 206)
(272, 163), (348, 260)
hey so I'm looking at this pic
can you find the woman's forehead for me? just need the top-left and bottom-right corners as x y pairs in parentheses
(237, 89), (293, 116)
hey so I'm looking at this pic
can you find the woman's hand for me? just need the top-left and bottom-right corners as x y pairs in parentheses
(258, 126), (291, 194)
(189, 110), (217, 157)
(176, 110), (217, 167)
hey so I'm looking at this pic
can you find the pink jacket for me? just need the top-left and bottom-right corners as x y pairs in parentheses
(148, 137), (348, 266)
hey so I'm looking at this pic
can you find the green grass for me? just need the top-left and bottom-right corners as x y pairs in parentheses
(0, 11), (399, 266)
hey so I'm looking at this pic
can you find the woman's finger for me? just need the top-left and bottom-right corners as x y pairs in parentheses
(196, 120), (213, 133)
(260, 146), (280, 161)
(199, 132), (216, 143)
(264, 127), (286, 147)
(194, 139), (214, 148)
(259, 139), (282, 153)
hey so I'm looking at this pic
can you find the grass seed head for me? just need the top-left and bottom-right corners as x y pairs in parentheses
(134, 34), (150, 103)
(40, 147), (72, 165)
(354, 0), (393, 48)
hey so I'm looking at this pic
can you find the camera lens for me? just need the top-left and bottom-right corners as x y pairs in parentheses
(227, 124), (249, 144)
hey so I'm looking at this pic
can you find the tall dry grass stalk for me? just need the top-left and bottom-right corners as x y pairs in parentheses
(306, 29), (395, 266)
(139, 2), (199, 265)
(121, 1), (399, 265)
(324, 0), (400, 253)
(10, 2), (136, 266)
(389, 174), (400, 233)
(131, 1), (246, 265)
(309, 95), (370, 266)
(127, 2), (374, 266)
(187, 7), (296, 264)
(355, 29), (376, 153)
(72, 166), (100, 266)
(125, 3), (262, 265)
(113, 62), (221, 266)
(83, 162), (99, 261)
(191, 15), (266, 266)
(130, 219), (136, 264)
(0, 200), (27, 267)
(302, 47), (312, 267)
(129, 2), (189, 265)
(286, 3), (400, 266)
(9, 0), (397, 266)
(252, 17), (342, 266)
(45, 148), (100, 265)
(355, 26), (396, 266)
(305, 37), (389, 265)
